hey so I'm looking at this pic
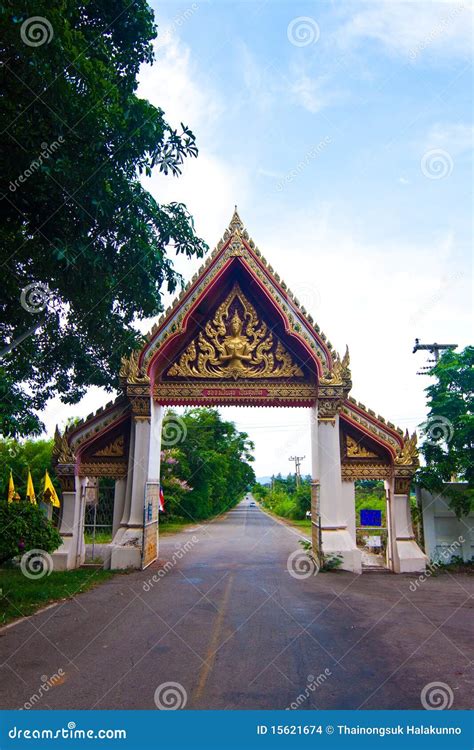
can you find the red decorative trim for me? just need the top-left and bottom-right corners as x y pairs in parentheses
(343, 400), (404, 447)
(75, 412), (131, 461)
(141, 234), (333, 380)
(340, 413), (398, 459)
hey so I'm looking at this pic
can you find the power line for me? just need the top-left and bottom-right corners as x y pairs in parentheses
(412, 338), (457, 374)
(289, 455), (305, 487)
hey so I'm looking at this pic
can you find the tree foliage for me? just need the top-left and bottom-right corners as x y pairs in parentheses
(253, 474), (311, 520)
(0, 0), (207, 437)
(417, 346), (474, 516)
(0, 438), (56, 502)
(160, 409), (255, 521)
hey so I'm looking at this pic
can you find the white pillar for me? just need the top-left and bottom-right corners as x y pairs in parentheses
(112, 478), (127, 538)
(318, 414), (361, 573)
(128, 417), (150, 526)
(110, 410), (150, 570)
(341, 480), (357, 545)
(148, 400), (164, 482)
(387, 477), (426, 573)
(52, 476), (86, 571)
(318, 416), (343, 529)
(310, 405), (321, 559)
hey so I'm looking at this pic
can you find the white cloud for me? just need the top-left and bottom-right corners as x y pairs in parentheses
(338, 0), (472, 61)
(287, 68), (340, 114)
(424, 122), (474, 156)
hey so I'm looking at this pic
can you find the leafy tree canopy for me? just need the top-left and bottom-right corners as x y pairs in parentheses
(417, 346), (474, 516)
(0, 0), (207, 437)
(161, 409), (255, 521)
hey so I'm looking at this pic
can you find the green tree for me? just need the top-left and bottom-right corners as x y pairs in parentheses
(0, 0), (207, 437)
(417, 346), (474, 517)
(161, 409), (255, 521)
(0, 438), (56, 502)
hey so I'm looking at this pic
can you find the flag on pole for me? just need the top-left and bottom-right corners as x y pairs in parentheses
(159, 485), (165, 513)
(7, 470), (20, 502)
(43, 470), (61, 508)
(26, 470), (37, 504)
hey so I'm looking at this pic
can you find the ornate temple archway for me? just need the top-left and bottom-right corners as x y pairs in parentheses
(53, 209), (426, 574)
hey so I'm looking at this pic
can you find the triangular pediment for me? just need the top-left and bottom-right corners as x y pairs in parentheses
(165, 283), (304, 381)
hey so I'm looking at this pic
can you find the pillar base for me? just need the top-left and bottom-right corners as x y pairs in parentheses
(321, 529), (362, 574)
(52, 537), (85, 571)
(110, 527), (143, 570)
(392, 539), (426, 573)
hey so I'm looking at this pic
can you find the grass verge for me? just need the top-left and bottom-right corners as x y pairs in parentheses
(0, 568), (115, 626)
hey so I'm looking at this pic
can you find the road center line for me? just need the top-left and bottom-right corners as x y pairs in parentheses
(193, 574), (234, 701)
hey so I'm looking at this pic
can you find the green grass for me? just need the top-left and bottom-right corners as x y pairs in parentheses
(159, 517), (203, 535)
(84, 531), (112, 544)
(287, 519), (311, 530)
(0, 567), (115, 626)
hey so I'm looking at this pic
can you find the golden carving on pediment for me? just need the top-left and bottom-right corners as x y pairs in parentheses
(94, 435), (124, 457)
(394, 431), (419, 467)
(320, 345), (351, 386)
(346, 435), (378, 458)
(53, 426), (75, 464)
(119, 350), (149, 384)
(167, 284), (304, 380)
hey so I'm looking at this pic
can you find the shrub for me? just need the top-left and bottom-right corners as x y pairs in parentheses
(0, 501), (62, 565)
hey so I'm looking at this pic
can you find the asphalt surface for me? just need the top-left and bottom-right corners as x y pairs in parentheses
(1, 497), (472, 710)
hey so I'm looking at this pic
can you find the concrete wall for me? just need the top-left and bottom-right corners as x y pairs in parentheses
(420, 485), (474, 563)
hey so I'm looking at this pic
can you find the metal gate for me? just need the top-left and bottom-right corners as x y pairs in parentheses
(84, 479), (115, 558)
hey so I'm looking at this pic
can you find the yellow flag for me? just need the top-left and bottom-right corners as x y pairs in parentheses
(7, 470), (20, 502)
(43, 470), (60, 508)
(26, 470), (37, 504)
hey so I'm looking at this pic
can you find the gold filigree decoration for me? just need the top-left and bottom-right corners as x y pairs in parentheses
(394, 431), (419, 466)
(53, 426), (75, 464)
(320, 345), (351, 385)
(346, 435), (378, 458)
(119, 350), (149, 384)
(94, 435), (124, 457)
(167, 284), (304, 380)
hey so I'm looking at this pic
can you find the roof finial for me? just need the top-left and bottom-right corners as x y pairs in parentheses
(229, 205), (244, 235)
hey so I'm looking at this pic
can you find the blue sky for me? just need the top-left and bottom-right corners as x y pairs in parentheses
(42, 1), (472, 477)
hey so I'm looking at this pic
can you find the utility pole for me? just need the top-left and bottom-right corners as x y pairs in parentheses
(289, 455), (305, 487)
(412, 339), (457, 374)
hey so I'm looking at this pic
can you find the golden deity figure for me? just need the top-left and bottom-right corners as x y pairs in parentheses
(166, 284), (304, 380)
(218, 310), (253, 372)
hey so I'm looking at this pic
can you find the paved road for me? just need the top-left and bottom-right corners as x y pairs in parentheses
(0, 497), (472, 710)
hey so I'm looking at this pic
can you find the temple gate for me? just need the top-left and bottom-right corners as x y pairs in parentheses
(53, 209), (426, 574)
